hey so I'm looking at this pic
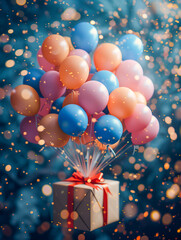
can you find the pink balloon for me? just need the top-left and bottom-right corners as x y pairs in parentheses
(20, 116), (40, 144)
(69, 49), (91, 70)
(79, 81), (109, 114)
(39, 71), (66, 101)
(131, 116), (159, 145)
(86, 112), (105, 138)
(125, 104), (152, 133)
(87, 73), (94, 81)
(115, 60), (143, 91)
(37, 48), (56, 72)
(38, 98), (52, 116)
(136, 76), (154, 101)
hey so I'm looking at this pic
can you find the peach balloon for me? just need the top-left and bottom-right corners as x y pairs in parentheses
(59, 56), (89, 89)
(135, 92), (147, 105)
(38, 114), (70, 147)
(64, 36), (74, 51)
(10, 85), (40, 116)
(108, 87), (137, 119)
(94, 43), (122, 71)
(42, 34), (69, 66)
(62, 91), (79, 107)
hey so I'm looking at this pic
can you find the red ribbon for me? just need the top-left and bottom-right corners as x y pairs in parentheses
(65, 171), (111, 229)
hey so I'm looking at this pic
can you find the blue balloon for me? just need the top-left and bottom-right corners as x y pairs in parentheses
(91, 71), (119, 94)
(118, 34), (143, 61)
(58, 104), (88, 136)
(71, 22), (98, 53)
(50, 97), (65, 114)
(23, 68), (45, 97)
(94, 115), (123, 145)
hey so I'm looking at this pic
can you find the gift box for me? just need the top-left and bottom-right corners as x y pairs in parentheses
(53, 177), (119, 231)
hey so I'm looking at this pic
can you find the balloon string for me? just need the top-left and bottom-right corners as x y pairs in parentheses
(95, 144), (133, 174)
(71, 139), (85, 175)
(78, 136), (87, 176)
(87, 114), (93, 175)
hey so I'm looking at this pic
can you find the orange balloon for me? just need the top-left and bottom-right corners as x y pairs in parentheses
(95, 139), (120, 151)
(64, 36), (74, 51)
(59, 56), (89, 89)
(108, 87), (137, 119)
(42, 34), (69, 66)
(72, 132), (93, 145)
(93, 43), (122, 71)
(134, 91), (147, 105)
(63, 91), (79, 107)
(10, 85), (40, 116)
(121, 120), (127, 133)
(38, 114), (70, 148)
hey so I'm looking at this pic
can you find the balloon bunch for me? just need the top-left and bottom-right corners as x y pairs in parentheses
(10, 22), (159, 176)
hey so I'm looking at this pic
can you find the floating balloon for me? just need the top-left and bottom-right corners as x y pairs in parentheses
(87, 73), (94, 82)
(58, 104), (88, 136)
(62, 91), (79, 107)
(39, 71), (66, 101)
(131, 116), (159, 145)
(118, 34), (143, 61)
(37, 48), (56, 72)
(38, 98), (51, 116)
(10, 85), (40, 116)
(108, 87), (137, 119)
(20, 116), (40, 144)
(72, 132), (93, 145)
(124, 104), (152, 132)
(23, 68), (45, 97)
(115, 60), (143, 91)
(50, 97), (65, 114)
(94, 115), (123, 145)
(42, 34), (69, 66)
(79, 81), (109, 114)
(95, 139), (120, 151)
(86, 112), (105, 139)
(71, 22), (98, 53)
(94, 43), (122, 71)
(134, 92), (147, 105)
(137, 76), (154, 101)
(64, 36), (74, 51)
(59, 56), (89, 89)
(69, 49), (91, 69)
(38, 114), (70, 147)
(91, 70), (119, 94)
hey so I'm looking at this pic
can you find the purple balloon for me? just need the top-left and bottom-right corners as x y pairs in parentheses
(37, 48), (56, 72)
(20, 116), (40, 144)
(39, 71), (66, 101)
(131, 116), (159, 145)
(79, 81), (109, 114)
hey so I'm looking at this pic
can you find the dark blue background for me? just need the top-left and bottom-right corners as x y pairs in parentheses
(0, 0), (180, 239)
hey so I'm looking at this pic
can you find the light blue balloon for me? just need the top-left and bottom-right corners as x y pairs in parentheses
(58, 104), (88, 136)
(91, 71), (119, 94)
(23, 68), (45, 97)
(118, 34), (143, 61)
(71, 22), (98, 53)
(94, 115), (123, 145)
(50, 97), (65, 114)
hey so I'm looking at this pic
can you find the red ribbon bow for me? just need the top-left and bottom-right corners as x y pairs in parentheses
(65, 171), (111, 229)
